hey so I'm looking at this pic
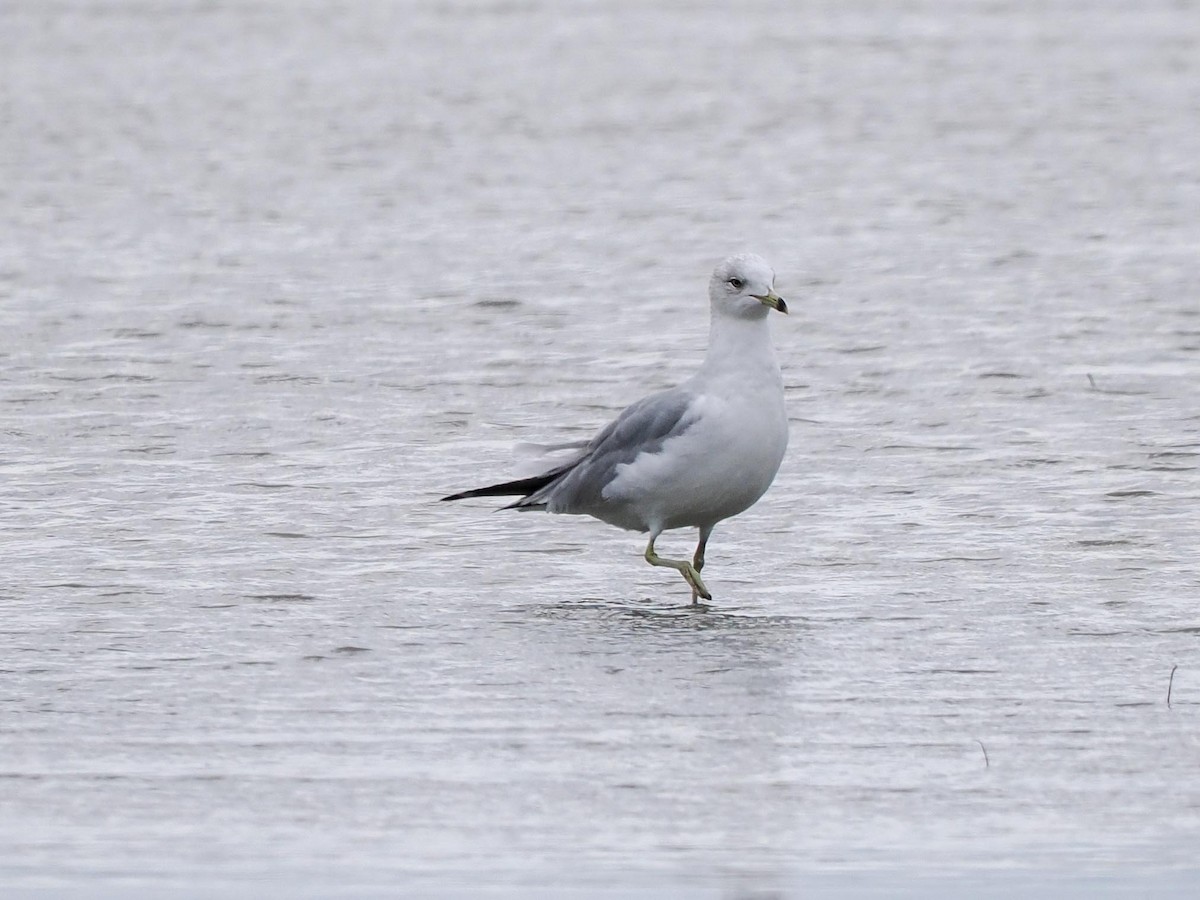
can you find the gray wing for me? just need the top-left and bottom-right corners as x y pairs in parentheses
(518, 387), (697, 514)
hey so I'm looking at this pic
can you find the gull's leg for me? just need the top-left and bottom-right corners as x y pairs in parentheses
(645, 531), (712, 603)
(690, 525), (714, 604)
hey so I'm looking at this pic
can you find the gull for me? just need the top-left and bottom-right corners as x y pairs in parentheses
(442, 253), (789, 603)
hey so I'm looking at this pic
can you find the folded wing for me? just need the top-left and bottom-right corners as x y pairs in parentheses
(441, 387), (697, 515)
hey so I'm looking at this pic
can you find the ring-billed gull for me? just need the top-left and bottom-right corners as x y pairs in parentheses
(442, 253), (788, 604)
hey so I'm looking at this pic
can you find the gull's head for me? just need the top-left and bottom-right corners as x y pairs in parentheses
(709, 253), (787, 320)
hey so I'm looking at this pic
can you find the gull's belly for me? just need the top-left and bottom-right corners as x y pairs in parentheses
(603, 393), (788, 532)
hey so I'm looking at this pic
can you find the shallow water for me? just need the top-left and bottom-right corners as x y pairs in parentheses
(3, 0), (1199, 895)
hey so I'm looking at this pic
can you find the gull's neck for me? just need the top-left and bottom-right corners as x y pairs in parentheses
(697, 312), (780, 382)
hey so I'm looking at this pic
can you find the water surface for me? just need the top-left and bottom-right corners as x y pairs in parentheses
(2, 0), (1199, 895)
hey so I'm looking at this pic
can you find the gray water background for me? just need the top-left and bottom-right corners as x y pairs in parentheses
(3, 0), (1199, 895)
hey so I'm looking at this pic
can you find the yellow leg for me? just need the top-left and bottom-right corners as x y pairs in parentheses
(690, 525), (713, 603)
(645, 533), (712, 603)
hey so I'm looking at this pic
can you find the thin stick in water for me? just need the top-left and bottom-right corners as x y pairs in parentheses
(977, 739), (989, 768)
(1168, 664), (1178, 709)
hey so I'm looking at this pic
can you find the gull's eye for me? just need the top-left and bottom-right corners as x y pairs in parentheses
(728, 277), (744, 290)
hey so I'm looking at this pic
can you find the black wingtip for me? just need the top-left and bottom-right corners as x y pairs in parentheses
(441, 458), (581, 506)
(440, 487), (494, 502)
(440, 470), (565, 504)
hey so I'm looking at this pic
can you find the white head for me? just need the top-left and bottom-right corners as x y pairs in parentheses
(708, 254), (787, 320)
